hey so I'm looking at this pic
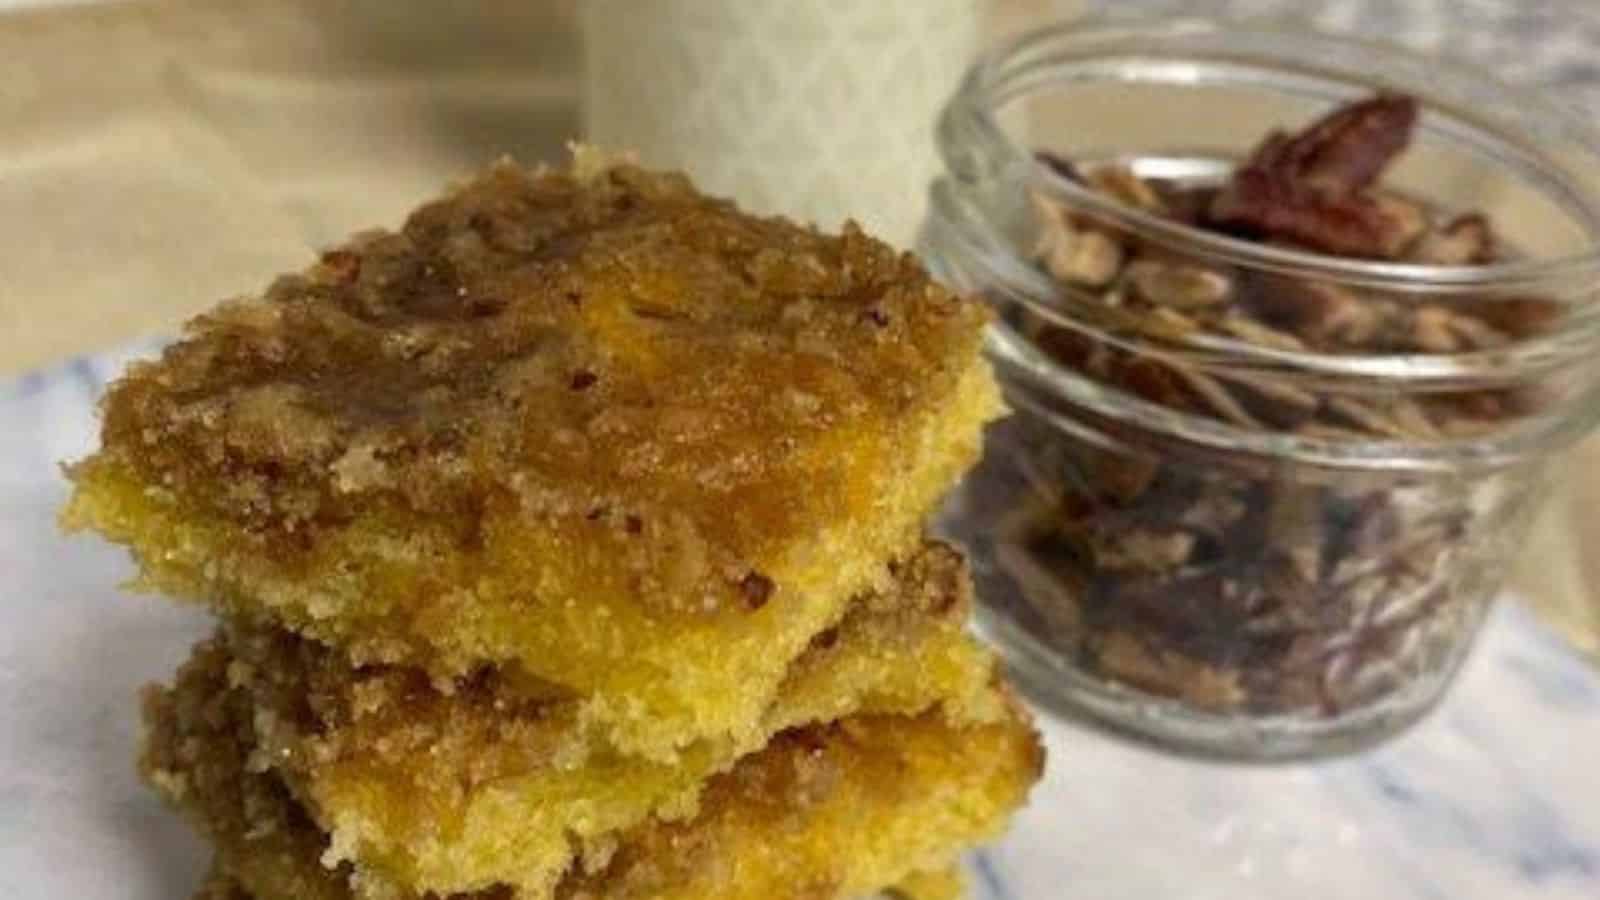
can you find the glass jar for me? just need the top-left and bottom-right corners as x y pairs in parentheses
(919, 20), (1600, 760)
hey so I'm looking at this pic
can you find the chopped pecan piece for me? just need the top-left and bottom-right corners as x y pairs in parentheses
(1465, 296), (1561, 339)
(1090, 450), (1160, 504)
(996, 539), (1086, 639)
(1409, 213), (1496, 265)
(1113, 354), (1194, 410)
(1325, 396), (1438, 440)
(1372, 193), (1429, 256)
(1226, 373), (1321, 429)
(1410, 306), (1509, 353)
(1093, 527), (1197, 572)
(1215, 314), (1308, 352)
(1441, 313), (1510, 350)
(1029, 189), (1126, 288)
(1243, 276), (1384, 347)
(1171, 366), (1263, 429)
(737, 572), (775, 610)
(1088, 164), (1167, 214)
(1411, 306), (1466, 353)
(1043, 228), (1125, 288)
(1175, 492), (1248, 537)
(1125, 259), (1233, 310)
(1095, 630), (1246, 711)
(1139, 306), (1205, 341)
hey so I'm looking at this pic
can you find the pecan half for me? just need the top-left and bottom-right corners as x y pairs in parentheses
(1209, 94), (1422, 258)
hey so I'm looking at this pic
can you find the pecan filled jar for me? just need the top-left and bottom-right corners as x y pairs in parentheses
(920, 21), (1600, 759)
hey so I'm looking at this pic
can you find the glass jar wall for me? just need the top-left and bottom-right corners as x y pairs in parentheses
(920, 20), (1600, 759)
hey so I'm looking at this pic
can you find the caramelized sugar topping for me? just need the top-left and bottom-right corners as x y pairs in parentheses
(95, 158), (988, 568)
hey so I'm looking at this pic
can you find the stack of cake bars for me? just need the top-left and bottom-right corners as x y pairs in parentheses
(64, 153), (1041, 900)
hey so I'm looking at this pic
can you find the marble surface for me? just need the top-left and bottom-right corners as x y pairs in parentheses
(2, 344), (1599, 900)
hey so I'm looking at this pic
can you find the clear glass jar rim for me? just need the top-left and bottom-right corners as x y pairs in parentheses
(948, 17), (1600, 290)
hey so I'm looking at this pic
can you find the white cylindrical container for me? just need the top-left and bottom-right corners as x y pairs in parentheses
(582, 0), (979, 248)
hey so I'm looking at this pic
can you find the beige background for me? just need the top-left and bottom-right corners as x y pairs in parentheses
(0, 0), (1078, 373)
(0, 0), (1593, 658)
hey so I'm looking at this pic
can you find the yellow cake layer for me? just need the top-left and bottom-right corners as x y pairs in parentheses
(65, 154), (999, 760)
(183, 543), (1000, 897)
(143, 649), (1042, 900)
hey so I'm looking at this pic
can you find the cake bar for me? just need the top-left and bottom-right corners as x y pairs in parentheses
(143, 630), (1042, 900)
(191, 543), (1003, 897)
(65, 153), (1000, 760)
